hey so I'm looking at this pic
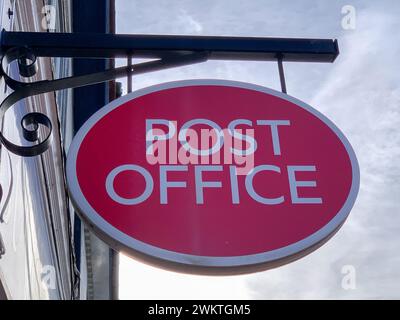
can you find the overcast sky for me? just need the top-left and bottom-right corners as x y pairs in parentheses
(116, 0), (400, 299)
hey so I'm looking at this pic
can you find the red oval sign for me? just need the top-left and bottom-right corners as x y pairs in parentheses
(66, 80), (359, 274)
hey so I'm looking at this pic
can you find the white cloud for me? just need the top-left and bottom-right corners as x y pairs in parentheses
(177, 9), (203, 34)
(116, 0), (400, 299)
(247, 4), (400, 299)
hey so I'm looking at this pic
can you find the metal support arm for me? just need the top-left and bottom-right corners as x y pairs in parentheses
(0, 30), (339, 157)
(0, 30), (339, 62)
(0, 47), (208, 157)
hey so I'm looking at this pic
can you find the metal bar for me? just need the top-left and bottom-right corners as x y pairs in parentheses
(127, 55), (132, 93)
(0, 30), (339, 62)
(277, 55), (287, 94)
(4, 52), (209, 96)
(0, 51), (208, 157)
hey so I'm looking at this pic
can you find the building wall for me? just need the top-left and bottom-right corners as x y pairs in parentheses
(0, 0), (76, 299)
(0, 279), (6, 299)
(0, 0), (118, 300)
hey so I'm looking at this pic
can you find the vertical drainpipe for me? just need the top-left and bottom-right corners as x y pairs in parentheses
(72, 0), (118, 300)
(108, 0), (119, 301)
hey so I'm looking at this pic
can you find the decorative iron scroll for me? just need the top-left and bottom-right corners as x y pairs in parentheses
(0, 47), (53, 157)
(0, 46), (208, 157)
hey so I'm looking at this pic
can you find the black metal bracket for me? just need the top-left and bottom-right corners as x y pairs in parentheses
(0, 47), (208, 157)
(0, 30), (339, 157)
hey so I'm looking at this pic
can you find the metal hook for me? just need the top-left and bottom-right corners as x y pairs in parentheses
(277, 54), (287, 94)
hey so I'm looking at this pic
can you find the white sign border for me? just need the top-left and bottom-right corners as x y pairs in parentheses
(66, 79), (360, 274)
